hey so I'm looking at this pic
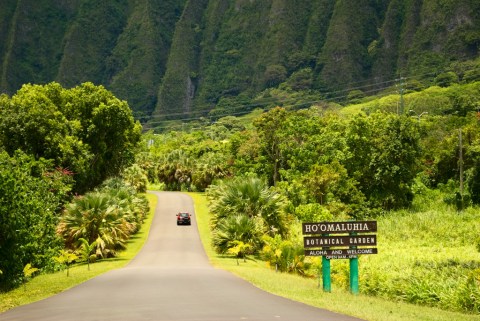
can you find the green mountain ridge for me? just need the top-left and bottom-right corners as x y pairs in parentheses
(0, 0), (479, 125)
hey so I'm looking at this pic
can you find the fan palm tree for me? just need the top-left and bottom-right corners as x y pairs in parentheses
(192, 152), (230, 191)
(122, 164), (148, 193)
(207, 176), (288, 236)
(57, 192), (134, 257)
(101, 178), (148, 230)
(212, 214), (263, 254)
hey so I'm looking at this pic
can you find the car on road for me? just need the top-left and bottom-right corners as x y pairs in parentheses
(176, 212), (191, 225)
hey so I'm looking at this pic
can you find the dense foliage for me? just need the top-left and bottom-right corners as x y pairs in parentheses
(142, 81), (480, 215)
(207, 177), (289, 255)
(1, 1), (478, 124)
(0, 82), (142, 193)
(0, 83), (143, 291)
(0, 151), (68, 290)
(57, 178), (149, 258)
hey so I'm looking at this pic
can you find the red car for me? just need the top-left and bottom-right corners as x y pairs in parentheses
(176, 212), (191, 225)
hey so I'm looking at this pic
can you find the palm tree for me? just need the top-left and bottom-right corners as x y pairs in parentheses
(57, 192), (134, 258)
(101, 178), (149, 230)
(53, 250), (78, 277)
(212, 214), (262, 254)
(122, 164), (148, 193)
(207, 176), (288, 236)
(192, 152), (230, 191)
(156, 150), (193, 190)
(77, 238), (97, 270)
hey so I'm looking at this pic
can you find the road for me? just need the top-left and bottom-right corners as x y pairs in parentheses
(0, 192), (365, 321)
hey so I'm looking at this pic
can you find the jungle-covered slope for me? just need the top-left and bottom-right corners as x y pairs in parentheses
(0, 0), (479, 125)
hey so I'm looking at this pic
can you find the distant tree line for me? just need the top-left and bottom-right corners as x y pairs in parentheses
(142, 85), (480, 209)
(140, 81), (480, 260)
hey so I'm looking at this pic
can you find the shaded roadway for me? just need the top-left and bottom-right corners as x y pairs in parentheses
(0, 192), (365, 321)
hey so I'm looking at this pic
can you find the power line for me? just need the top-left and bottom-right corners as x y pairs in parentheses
(139, 66), (478, 130)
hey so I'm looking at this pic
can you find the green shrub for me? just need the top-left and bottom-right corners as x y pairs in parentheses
(261, 235), (310, 276)
(0, 151), (66, 290)
(212, 215), (263, 254)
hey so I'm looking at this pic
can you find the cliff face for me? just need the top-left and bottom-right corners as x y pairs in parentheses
(0, 0), (185, 120)
(1, 0), (479, 122)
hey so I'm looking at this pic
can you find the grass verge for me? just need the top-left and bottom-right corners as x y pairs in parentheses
(0, 193), (157, 313)
(188, 192), (480, 321)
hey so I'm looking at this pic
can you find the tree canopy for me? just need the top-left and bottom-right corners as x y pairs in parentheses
(0, 82), (142, 193)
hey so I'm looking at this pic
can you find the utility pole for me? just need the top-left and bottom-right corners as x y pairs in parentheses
(459, 128), (464, 211)
(397, 77), (405, 115)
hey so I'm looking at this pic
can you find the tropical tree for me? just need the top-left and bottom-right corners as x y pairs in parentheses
(302, 161), (367, 218)
(0, 83), (90, 182)
(345, 113), (421, 210)
(57, 192), (135, 258)
(207, 176), (289, 236)
(0, 151), (65, 290)
(53, 250), (78, 277)
(277, 108), (346, 175)
(77, 238), (97, 270)
(228, 129), (261, 177)
(253, 107), (288, 186)
(212, 214), (263, 254)
(156, 149), (193, 190)
(0, 82), (142, 193)
(122, 164), (148, 193)
(192, 152), (230, 191)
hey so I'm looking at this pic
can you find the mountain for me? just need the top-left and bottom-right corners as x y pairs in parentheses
(1, 0), (479, 126)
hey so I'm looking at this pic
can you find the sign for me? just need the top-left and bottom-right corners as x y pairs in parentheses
(304, 235), (377, 248)
(305, 248), (378, 256)
(303, 220), (378, 294)
(302, 220), (377, 234)
(325, 255), (357, 260)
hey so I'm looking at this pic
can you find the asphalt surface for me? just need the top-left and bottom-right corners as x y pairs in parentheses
(0, 191), (365, 321)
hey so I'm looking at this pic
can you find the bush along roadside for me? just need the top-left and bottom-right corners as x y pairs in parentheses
(57, 177), (149, 261)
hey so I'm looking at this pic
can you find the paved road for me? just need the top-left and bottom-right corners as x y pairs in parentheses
(0, 192), (365, 321)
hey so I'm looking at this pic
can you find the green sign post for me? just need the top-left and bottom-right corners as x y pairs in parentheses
(303, 221), (377, 294)
(349, 256), (359, 294)
(349, 232), (359, 295)
(322, 255), (331, 292)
